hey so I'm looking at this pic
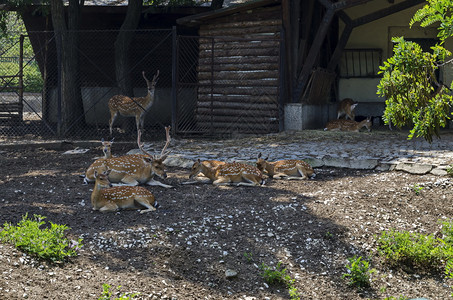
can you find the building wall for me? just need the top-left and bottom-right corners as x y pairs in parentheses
(338, 1), (452, 107)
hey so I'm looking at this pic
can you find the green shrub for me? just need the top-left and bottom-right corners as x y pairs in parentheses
(377, 229), (452, 272)
(260, 262), (300, 300)
(0, 60), (43, 93)
(98, 284), (139, 300)
(0, 214), (82, 263)
(342, 256), (375, 289)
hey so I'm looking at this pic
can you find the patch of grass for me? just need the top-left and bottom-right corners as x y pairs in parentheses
(377, 228), (453, 272)
(98, 284), (139, 300)
(0, 214), (82, 264)
(260, 262), (300, 300)
(342, 256), (375, 289)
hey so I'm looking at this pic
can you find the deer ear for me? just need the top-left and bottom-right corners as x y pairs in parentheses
(105, 169), (112, 176)
(258, 152), (262, 158)
(142, 156), (153, 163)
(94, 170), (98, 177)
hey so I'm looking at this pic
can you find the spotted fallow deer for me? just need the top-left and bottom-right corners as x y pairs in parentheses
(324, 118), (372, 132)
(91, 170), (158, 213)
(337, 98), (358, 120)
(108, 70), (159, 136)
(83, 127), (173, 188)
(189, 159), (264, 187)
(256, 153), (316, 180)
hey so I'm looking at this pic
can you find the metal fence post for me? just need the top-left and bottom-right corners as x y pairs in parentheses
(55, 31), (63, 137)
(171, 26), (177, 134)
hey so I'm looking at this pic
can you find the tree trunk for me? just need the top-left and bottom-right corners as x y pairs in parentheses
(210, 0), (224, 10)
(114, 0), (143, 97)
(50, 0), (83, 135)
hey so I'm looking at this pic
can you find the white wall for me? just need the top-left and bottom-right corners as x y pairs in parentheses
(338, 1), (452, 103)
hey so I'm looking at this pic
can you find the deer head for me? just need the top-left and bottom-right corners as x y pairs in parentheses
(137, 126), (172, 179)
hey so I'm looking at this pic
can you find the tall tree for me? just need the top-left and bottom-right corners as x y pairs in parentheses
(50, 0), (83, 135)
(114, 0), (143, 97)
(377, 0), (453, 142)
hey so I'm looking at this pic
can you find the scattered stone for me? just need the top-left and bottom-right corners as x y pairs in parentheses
(225, 269), (238, 279)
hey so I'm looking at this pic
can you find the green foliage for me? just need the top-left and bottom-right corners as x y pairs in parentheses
(410, 0), (453, 44)
(0, 60), (44, 92)
(376, 229), (453, 272)
(377, 37), (453, 142)
(243, 251), (253, 263)
(260, 262), (300, 300)
(0, 214), (83, 264)
(411, 184), (424, 195)
(446, 165), (453, 177)
(342, 256), (375, 289)
(98, 284), (139, 300)
(383, 296), (409, 300)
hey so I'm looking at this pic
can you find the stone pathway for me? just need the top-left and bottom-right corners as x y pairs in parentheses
(156, 130), (453, 176)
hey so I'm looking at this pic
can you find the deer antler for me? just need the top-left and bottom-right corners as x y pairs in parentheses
(137, 127), (172, 161)
(160, 126), (172, 159)
(137, 129), (156, 159)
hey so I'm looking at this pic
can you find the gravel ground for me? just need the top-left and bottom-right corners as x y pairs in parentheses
(0, 142), (453, 300)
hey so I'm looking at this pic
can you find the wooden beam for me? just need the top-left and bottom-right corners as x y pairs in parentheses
(327, 0), (425, 72)
(293, 7), (335, 102)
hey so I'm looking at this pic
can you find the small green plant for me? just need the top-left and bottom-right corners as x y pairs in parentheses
(342, 256), (375, 289)
(260, 262), (300, 300)
(411, 184), (423, 195)
(243, 251), (253, 263)
(383, 296), (408, 300)
(98, 284), (139, 300)
(447, 165), (453, 177)
(0, 214), (82, 263)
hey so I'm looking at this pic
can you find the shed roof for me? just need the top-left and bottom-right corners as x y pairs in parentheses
(177, 0), (280, 26)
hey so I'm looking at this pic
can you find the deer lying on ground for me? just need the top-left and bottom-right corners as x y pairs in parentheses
(337, 98), (358, 120)
(91, 170), (159, 213)
(108, 70), (159, 136)
(188, 159), (265, 187)
(183, 159), (226, 184)
(256, 153), (316, 180)
(324, 118), (372, 132)
(83, 127), (173, 188)
(81, 138), (114, 183)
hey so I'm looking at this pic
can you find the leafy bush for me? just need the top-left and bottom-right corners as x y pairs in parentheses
(260, 262), (300, 300)
(0, 60), (43, 93)
(377, 229), (453, 272)
(342, 256), (375, 289)
(0, 214), (82, 263)
(98, 284), (139, 300)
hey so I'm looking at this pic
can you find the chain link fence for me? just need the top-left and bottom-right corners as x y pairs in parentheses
(174, 35), (282, 137)
(0, 29), (283, 142)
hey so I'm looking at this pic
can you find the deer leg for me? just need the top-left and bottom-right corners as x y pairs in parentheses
(99, 203), (119, 212)
(135, 198), (157, 213)
(110, 176), (139, 186)
(182, 178), (212, 185)
(145, 178), (173, 188)
(213, 177), (233, 186)
(237, 175), (262, 186)
(109, 111), (118, 136)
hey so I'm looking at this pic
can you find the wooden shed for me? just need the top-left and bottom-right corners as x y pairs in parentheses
(177, 0), (283, 134)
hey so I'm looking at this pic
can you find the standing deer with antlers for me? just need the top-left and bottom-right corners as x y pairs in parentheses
(108, 70), (159, 136)
(83, 127), (173, 188)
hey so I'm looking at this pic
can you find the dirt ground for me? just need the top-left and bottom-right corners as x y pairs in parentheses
(1, 142), (453, 300)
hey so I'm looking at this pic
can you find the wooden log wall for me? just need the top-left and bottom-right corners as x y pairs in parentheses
(195, 4), (282, 133)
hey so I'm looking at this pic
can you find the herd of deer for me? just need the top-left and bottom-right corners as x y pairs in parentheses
(83, 130), (317, 213)
(86, 70), (369, 214)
